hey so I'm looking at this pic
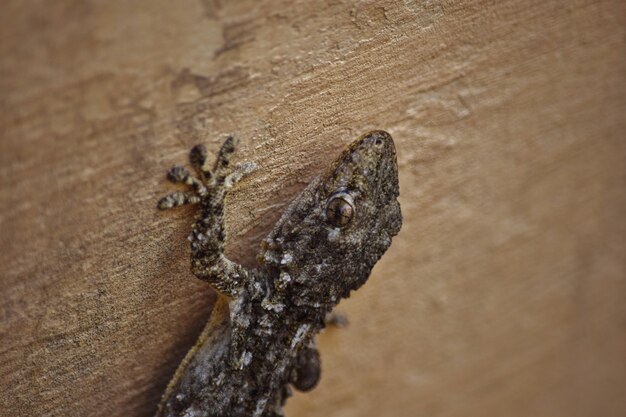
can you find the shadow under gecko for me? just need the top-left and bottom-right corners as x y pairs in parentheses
(156, 131), (402, 417)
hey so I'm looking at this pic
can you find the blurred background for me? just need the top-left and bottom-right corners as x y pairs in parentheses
(1, 1), (624, 416)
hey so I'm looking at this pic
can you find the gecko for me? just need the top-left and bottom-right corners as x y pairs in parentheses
(156, 130), (402, 417)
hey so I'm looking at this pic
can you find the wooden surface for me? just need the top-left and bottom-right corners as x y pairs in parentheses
(1, 1), (625, 416)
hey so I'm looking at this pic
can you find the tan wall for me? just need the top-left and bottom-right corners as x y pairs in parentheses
(1, 1), (624, 416)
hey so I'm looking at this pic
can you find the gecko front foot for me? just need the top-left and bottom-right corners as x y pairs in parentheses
(157, 136), (256, 296)
(157, 136), (256, 211)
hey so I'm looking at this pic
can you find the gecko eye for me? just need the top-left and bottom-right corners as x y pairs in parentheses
(325, 192), (355, 228)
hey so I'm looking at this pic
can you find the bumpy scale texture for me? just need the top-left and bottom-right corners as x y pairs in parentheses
(156, 131), (402, 417)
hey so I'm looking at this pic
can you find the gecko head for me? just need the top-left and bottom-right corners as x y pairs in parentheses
(258, 131), (402, 312)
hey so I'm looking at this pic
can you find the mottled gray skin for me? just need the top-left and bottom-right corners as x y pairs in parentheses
(156, 131), (402, 417)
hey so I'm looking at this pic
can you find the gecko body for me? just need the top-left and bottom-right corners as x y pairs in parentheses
(156, 131), (402, 417)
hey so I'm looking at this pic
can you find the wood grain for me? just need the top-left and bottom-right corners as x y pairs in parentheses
(1, 1), (624, 416)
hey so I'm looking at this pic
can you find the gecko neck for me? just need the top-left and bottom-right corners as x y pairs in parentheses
(226, 275), (331, 369)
